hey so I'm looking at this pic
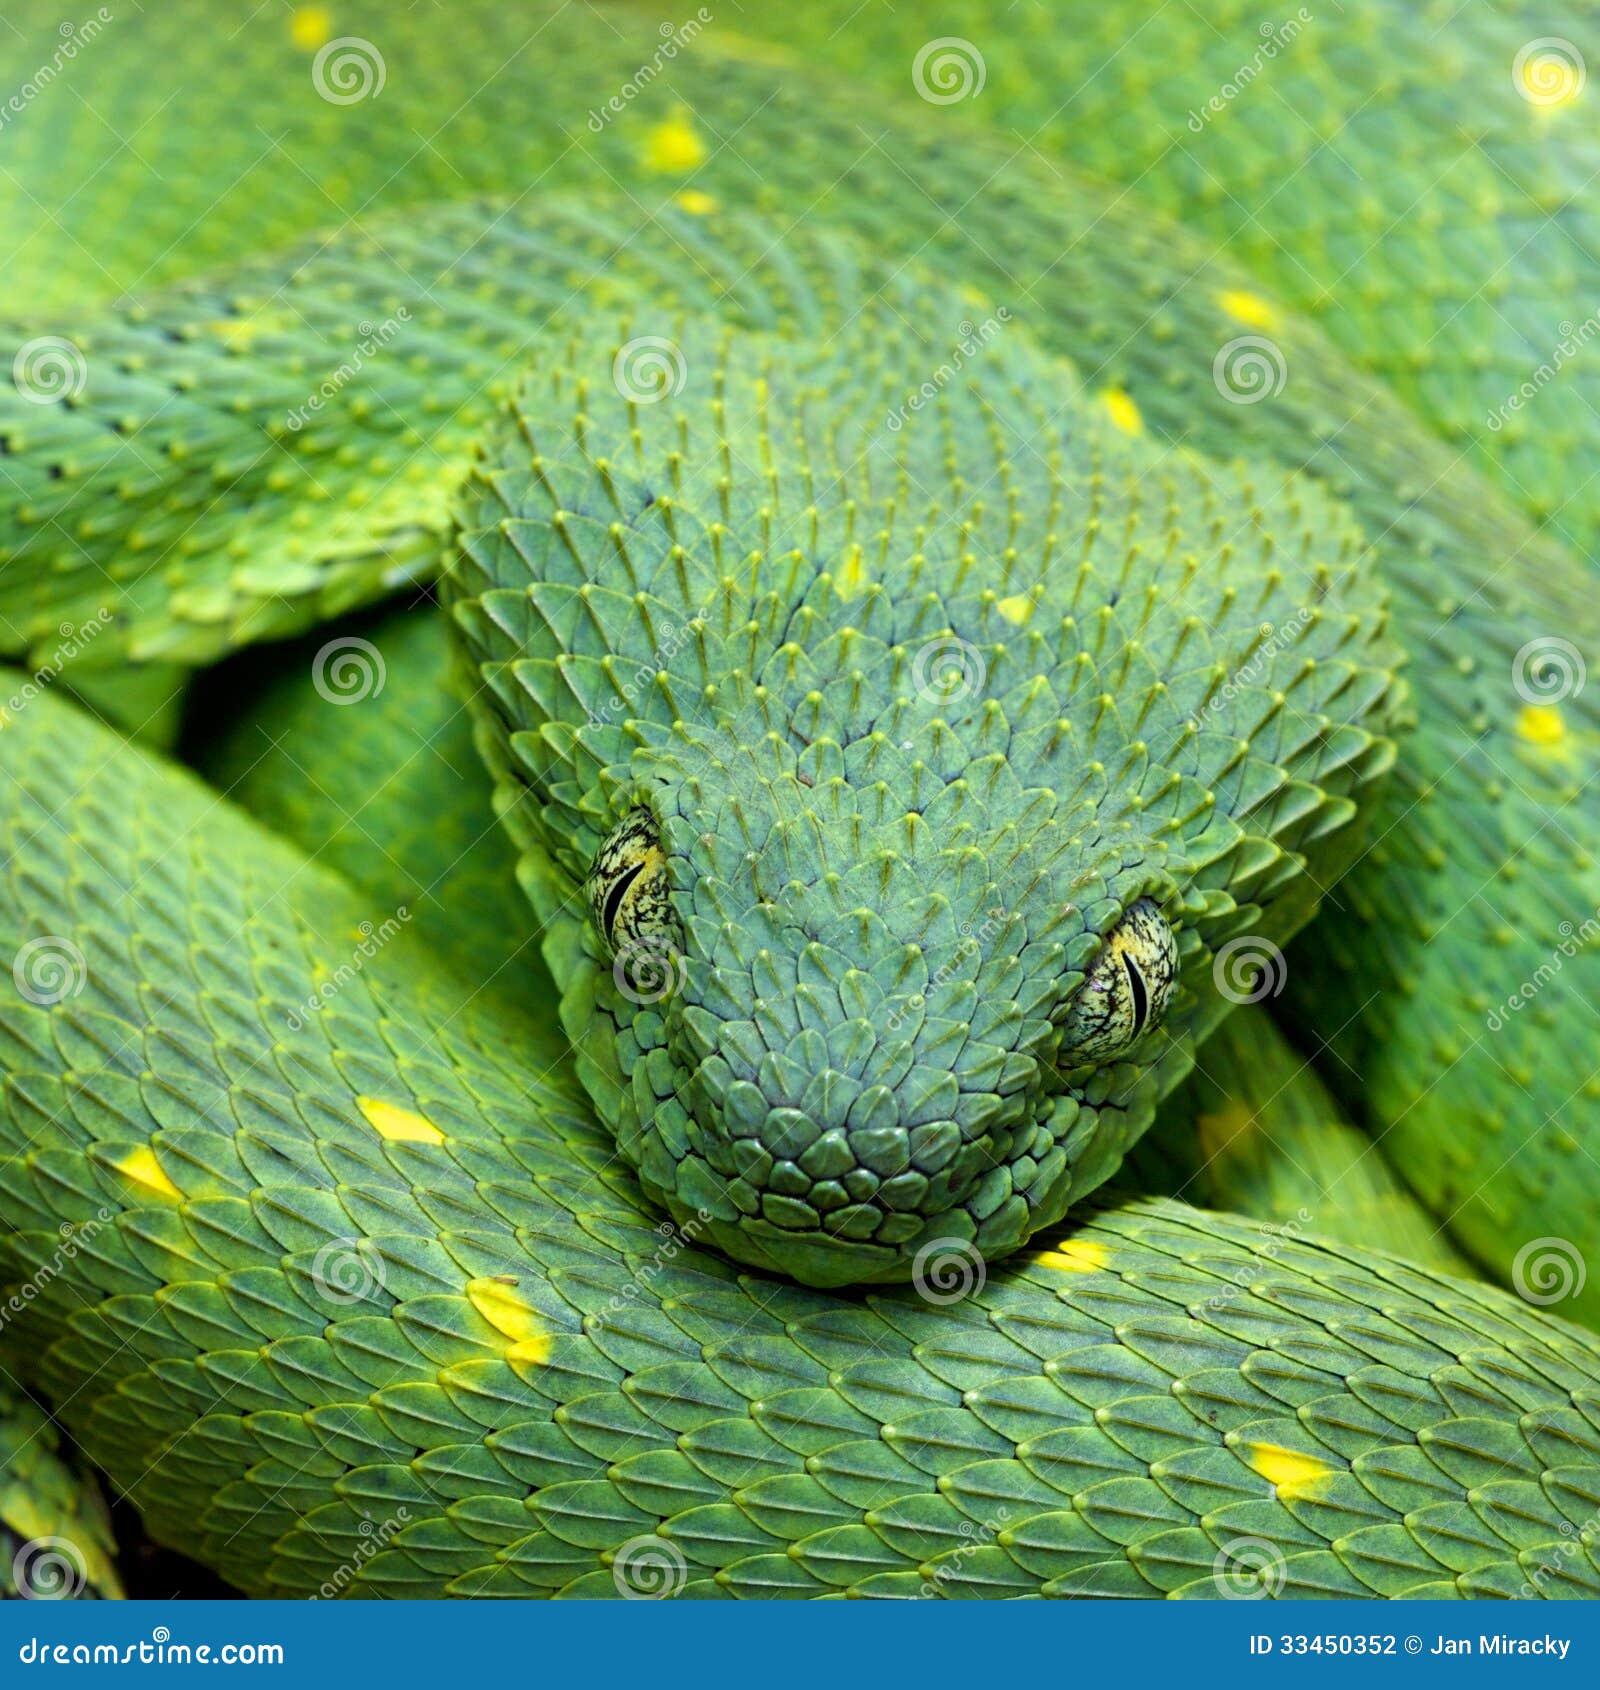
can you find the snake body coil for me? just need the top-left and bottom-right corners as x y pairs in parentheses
(0, 0), (1598, 1599)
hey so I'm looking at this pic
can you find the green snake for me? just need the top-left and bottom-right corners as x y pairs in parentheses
(0, 0), (1599, 1599)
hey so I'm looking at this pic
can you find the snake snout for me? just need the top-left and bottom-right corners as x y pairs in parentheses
(585, 807), (1182, 1288)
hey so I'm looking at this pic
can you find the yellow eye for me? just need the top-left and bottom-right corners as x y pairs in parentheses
(585, 807), (674, 957)
(1059, 898), (1178, 1063)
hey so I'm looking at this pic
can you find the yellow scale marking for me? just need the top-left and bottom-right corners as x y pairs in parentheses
(1243, 1441), (1337, 1497)
(1218, 289), (1279, 330)
(289, 7), (333, 50)
(113, 1145), (182, 1202)
(833, 546), (870, 599)
(644, 112), (708, 174)
(1032, 1239), (1110, 1274)
(1516, 704), (1568, 747)
(468, 1277), (551, 1366)
(1100, 388), (1143, 436)
(358, 1096), (445, 1145)
(996, 592), (1035, 626)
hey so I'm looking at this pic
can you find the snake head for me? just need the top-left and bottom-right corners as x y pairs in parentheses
(451, 297), (1404, 1289)
(575, 753), (1191, 1289)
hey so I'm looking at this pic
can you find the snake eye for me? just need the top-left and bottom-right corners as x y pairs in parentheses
(1058, 897), (1178, 1064)
(585, 807), (675, 959)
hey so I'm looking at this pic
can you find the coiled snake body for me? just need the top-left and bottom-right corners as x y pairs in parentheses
(0, 0), (1598, 1599)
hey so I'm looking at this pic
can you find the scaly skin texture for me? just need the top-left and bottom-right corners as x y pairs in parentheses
(202, 605), (1467, 1281)
(736, 3), (1600, 561)
(0, 0), (1597, 1596)
(447, 292), (1402, 1285)
(190, 598), (552, 1013)
(1132, 1009), (1477, 1281)
(0, 1380), (121, 1599)
(2, 692), (1600, 1599)
(2, 2), (1597, 1310)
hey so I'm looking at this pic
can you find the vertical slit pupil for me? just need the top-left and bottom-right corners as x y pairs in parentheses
(602, 858), (647, 944)
(1121, 952), (1149, 1038)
